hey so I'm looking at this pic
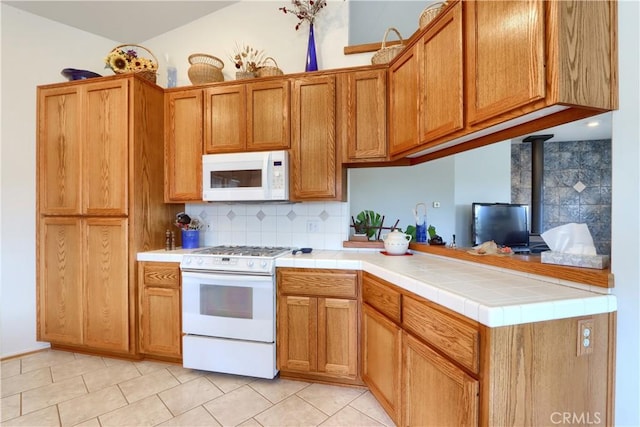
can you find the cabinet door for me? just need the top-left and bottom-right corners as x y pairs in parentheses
(278, 295), (318, 373)
(362, 304), (402, 426)
(140, 286), (181, 357)
(138, 262), (181, 359)
(247, 80), (290, 151)
(388, 46), (419, 156)
(419, 2), (464, 142)
(205, 85), (246, 153)
(343, 69), (387, 161)
(165, 89), (203, 202)
(38, 217), (83, 345)
(317, 298), (358, 378)
(465, 0), (545, 125)
(291, 75), (342, 201)
(403, 332), (479, 427)
(37, 86), (82, 215)
(83, 80), (129, 216)
(84, 218), (129, 353)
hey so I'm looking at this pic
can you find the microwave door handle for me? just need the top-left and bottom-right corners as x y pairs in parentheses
(263, 153), (271, 198)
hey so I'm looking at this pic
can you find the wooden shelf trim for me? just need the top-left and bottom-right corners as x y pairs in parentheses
(341, 241), (612, 288)
(409, 244), (613, 289)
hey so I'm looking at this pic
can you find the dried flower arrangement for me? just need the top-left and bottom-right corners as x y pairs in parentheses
(230, 43), (266, 73)
(279, 0), (328, 30)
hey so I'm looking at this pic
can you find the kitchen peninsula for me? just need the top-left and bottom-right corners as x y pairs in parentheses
(139, 248), (616, 426)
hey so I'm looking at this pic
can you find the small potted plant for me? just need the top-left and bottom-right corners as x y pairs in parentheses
(351, 210), (383, 241)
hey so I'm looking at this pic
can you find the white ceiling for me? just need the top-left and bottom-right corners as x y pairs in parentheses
(3, 0), (613, 142)
(3, 1), (237, 44)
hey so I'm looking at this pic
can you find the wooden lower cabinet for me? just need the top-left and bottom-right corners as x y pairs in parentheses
(362, 304), (402, 425)
(359, 272), (614, 427)
(276, 268), (362, 385)
(138, 262), (182, 361)
(403, 332), (479, 426)
(39, 217), (129, 353)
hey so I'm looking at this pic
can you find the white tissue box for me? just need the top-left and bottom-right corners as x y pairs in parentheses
(540, 251), (610, 269)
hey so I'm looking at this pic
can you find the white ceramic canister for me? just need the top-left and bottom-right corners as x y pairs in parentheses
(383, 230), (411, 255)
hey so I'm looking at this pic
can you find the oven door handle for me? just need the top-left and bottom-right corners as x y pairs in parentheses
(181, 270), (274, 287)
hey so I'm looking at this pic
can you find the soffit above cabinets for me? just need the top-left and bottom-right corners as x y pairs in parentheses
(4, 1), (237, 43)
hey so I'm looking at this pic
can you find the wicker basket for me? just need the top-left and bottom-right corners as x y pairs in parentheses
(256, 57), (284, 78)
(106, 44), (158, 83)
(187, 54), (225, 85)
(419, 2), (447, 29)
(371, 28), (405, 65)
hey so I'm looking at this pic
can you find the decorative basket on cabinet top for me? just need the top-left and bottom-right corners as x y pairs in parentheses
(371, 28), (405, 65)
(187, 53), (225, 85)
(105, 44), (158, 83)
(419, 2), (447, 29)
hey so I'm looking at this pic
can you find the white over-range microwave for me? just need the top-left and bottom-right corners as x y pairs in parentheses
(202, 150), (289, 202)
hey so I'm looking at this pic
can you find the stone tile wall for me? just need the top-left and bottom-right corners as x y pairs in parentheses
(511, 139), (612, 255)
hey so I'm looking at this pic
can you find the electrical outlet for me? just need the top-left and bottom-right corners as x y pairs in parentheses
(577, 318), (594, 356)
(433, 201), (441, 208)
(306, 219), (320, 233)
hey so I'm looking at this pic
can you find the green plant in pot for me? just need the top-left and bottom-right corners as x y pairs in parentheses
(354, 210), (383, 240)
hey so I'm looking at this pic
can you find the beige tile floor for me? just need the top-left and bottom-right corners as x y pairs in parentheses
(1, 349), (396, 427)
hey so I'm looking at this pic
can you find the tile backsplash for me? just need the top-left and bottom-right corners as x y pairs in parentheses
(511, 139), (612, 255)
(185, 201), (350, 249)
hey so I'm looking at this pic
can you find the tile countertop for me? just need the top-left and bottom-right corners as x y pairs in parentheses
(137, 248), (617, 328)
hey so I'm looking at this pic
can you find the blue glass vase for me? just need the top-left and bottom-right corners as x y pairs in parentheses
(305, 23), (318, 72)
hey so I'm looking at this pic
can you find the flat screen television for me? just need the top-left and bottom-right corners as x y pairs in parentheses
(472, 203), (530, 250)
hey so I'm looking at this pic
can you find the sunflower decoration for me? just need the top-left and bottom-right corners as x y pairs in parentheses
(105, 46), (158, 75)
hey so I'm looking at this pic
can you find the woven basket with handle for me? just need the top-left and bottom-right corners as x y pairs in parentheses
(371, 28), (405, 65)
(106, 44), (158, 83)
(419, 2), (447, 29)
(256, 57), (284, 78)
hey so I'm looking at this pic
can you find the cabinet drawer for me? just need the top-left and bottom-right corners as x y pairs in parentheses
(362, 273), (401, 323)
(277, 269), (358, 298)
(402, 295), (479, 374)
(141, 262), (180, 287)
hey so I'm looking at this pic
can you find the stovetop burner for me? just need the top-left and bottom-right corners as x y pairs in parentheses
(193, 245), (291, 257)
(181, 245), (291, 275)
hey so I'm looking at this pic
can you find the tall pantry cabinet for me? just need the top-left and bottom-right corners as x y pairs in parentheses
(37, 75), (180, 357)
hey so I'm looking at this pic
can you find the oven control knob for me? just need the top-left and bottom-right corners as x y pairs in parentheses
(261, 260), (268, 268)
(183, 257), (191, 265)
(247, 260), (254, 268)
(197, 258), (204, 265)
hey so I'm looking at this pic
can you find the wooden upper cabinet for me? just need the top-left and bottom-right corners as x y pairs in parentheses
(165, 89), (203, 202)
(205, 80), (290, 154)
(247, 80), (290, 151)
(38, 86), (82, 215)
(38, 80), (129, 216)
(465, 0), (546, 125)
(205, 84), (246, 153)
(290, 75), (345, 201)
(419, 1), (464, 143)
(340, 69), (387, 162)
(83, 80), (129, 216)
(388, 46), (419, 157)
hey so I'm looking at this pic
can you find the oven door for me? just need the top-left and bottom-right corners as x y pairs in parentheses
(182, 271), (275, 343)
